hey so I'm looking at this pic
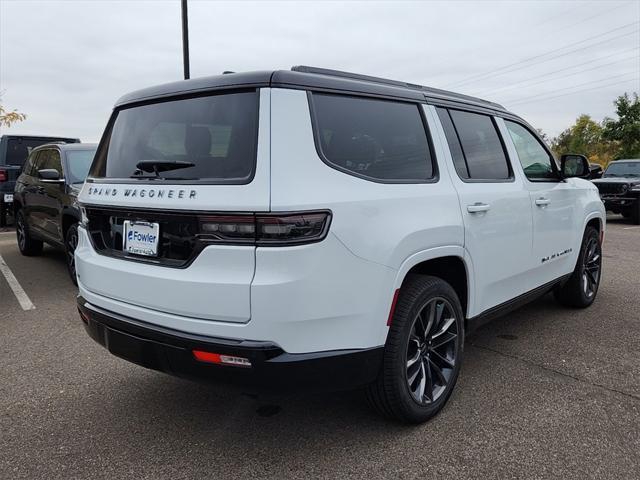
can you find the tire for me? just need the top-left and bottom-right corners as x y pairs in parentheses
(554, 226), (602, 308)
(367, 275), (464, 423)
(16, 209), (43, 256)
(65, 222), (79, 286)
(631, 201), (640, 225)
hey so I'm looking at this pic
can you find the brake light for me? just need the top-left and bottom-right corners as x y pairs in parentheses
(0, 169), (7, 182)
(198, 211), (331, 246)
(192, 350), (251, 367)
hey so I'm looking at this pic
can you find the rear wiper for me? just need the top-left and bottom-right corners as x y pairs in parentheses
(132, 160), (195, 177)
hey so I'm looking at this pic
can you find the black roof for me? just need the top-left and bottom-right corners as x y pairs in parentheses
(0, 134), (80, 142)
(32, 142), (97, 152)
(115, 66), (508, 114)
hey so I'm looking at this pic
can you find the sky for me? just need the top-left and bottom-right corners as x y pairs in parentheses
(1, 0), (639, 142)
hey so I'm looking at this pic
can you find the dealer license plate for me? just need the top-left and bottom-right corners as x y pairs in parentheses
(123, 220), (160, 257)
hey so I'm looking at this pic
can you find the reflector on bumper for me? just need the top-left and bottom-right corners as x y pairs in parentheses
(192, 350), (252, 367)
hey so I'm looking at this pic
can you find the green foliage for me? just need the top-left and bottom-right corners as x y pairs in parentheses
(602, 92), (640, 159)
(551, 92), (639, 167)
(551, 114), (616, 167)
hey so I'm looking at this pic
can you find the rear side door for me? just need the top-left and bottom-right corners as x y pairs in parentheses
(501, 119), (578, 284)
(39, 148), (65, 242)
(434, 107), (533, 315)
(23, 149), (49, 233)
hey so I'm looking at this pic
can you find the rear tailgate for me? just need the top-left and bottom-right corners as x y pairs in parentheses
(0, 165), (21, 201)
(78, 88), (271, 323)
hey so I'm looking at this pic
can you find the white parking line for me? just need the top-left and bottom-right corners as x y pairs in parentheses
(0, 253), (35, 311)
(623, 226), (640, 230)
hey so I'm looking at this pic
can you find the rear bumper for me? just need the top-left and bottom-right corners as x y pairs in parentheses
(78, 296), (383, 392)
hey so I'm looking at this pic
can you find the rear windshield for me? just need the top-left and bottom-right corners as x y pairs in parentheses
(66, 149), (96, 184)
(5, 138), (74, 166)
(90, 90), (259, 183)
(604, 161), (640, 178)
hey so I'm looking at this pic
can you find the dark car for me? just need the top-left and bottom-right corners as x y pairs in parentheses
(592, 159), (640, 224)
(0, 135), (80, 226)
(13, 143), (97, 283)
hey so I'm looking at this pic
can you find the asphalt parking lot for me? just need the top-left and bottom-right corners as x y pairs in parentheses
(1, 216), (639, 480)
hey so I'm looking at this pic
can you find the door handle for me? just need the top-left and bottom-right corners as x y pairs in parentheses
(467, 202), (491, 213)
(535, 197), (551, 207)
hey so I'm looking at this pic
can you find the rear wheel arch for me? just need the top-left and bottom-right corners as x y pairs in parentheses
(586, 217), (602, 236)
(395, 254), (469, 320)
(61, 211), (80, 238)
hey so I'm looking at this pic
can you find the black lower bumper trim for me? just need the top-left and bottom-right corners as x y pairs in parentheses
(78, 297), (383, 392)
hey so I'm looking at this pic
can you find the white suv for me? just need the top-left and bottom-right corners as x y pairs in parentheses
(76, 66), (605, 423)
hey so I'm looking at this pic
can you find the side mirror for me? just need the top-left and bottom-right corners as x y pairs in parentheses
(589, 164), (603, 179)
(560, 154), (590, 179)
(38, 169), (64, 183)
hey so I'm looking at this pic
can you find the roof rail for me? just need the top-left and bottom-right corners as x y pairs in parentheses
(292, 65), (422, 90)
(290, 65), (504, 110)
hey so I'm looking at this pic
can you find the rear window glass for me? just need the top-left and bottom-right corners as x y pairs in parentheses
(66, 149), (97, 184)
(310, 93), (434, 182)
(91, 90), (259, 183)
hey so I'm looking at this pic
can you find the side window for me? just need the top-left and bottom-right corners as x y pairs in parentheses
(447, 110), (511, 180)
(436, 107), (469, 179)
(310, 93), (435, 182)
(32, 150), (49, 176)
(504, 121), (557, 180)
(22, 151), (38, 176)
(42, 149), (63, 175)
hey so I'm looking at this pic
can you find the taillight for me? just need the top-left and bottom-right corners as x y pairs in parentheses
(199, 215), (255, 243)
(0, 169), (7, 182)
(198, 211), (331, 246)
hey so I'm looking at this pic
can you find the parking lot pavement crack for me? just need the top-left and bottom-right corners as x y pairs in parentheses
(468, 342), (640, 402)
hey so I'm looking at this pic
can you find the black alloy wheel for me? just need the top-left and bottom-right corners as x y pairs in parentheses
(65, 223), (79, 285)
(405, 297), (459, 405)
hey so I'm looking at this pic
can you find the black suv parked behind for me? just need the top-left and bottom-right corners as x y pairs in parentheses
(13, 143), (97, 283)
(592, 159), (640, 224)
(0, 135), (80, 226)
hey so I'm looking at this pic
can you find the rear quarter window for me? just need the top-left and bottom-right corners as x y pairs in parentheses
(309, 93), (435, 183)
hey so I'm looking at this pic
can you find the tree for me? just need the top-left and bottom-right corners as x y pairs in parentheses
(536, 128), (550, 143)
(551, 114), (616, 166)
(602, 92), (640, 160)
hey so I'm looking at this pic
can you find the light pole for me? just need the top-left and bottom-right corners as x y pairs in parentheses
(181, 0), (190, 79)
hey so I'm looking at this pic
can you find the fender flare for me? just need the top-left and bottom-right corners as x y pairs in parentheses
(582, 210), (605, 234)
(391, 245), (475, 318)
